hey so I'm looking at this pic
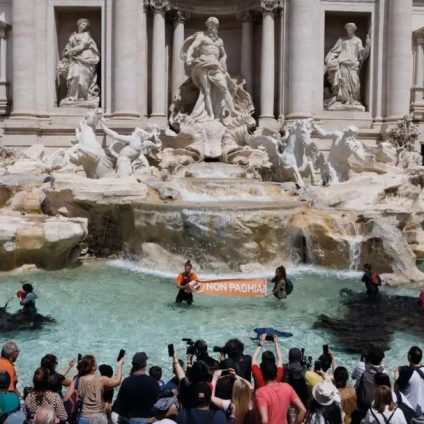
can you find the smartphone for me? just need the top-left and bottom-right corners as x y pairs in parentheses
(265, 334), (274, 341)
(221, 369), (231, 376)
(323, 345), (329, 356)
(117, 349), (126, 362)
(168, 344), (175, 358)
(77, 353), (82, 362)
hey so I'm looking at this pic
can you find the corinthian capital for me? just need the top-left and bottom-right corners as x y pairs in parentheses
(149, 0), (170, 10)
(260, 0), (282, 13)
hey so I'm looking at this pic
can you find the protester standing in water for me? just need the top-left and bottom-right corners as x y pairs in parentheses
(361, 264), (381, 300)
(175, 260), (198, 305)
(270, 265), (293, 300)
(17, 282), (38, 319)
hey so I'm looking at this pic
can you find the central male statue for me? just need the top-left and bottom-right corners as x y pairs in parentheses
(180, 17), (245, 123)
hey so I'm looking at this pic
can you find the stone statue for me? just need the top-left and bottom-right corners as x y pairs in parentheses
(247, 120), (318, 187)
(66, 109), (114, 178)
(324, 23), (370, 111)
(58, 18), (100, 107)
(312, 122), (367, 183)
(170, 17), (254, 129)
(101, 122), (162, 177)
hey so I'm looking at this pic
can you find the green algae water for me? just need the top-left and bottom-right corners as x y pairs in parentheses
(0, 260), (421, 390)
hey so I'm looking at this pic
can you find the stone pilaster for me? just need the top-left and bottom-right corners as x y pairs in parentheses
(386, 0), (412, 121)
(11, 0), (36, 117)
(240, 11), (254, 95)
(259, 1), (281, 126)
(150, 0), (169, 123)
(0, 21), (10, 115)
(171, 10), (187, 96)
(412, 34), (424, 120)
(112, 0), (141, 118)
(286, 0), (317, 120)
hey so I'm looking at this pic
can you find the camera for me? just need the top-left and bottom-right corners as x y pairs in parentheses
(300, 348), (313, 370)
(213, 346), (227, 354)
(182, 338), (196, 355)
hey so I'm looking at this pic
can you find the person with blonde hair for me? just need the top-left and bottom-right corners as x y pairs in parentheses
(211, 369), (254, 424)
(363, 385), (407, 424)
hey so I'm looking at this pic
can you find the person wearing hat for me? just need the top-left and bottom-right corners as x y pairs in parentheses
(307, 380), (342, 424)
(175, 261), (198, 305)
(112, 352), (160, 423)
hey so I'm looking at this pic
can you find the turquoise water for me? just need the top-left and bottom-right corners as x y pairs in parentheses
(0, 260), (421, 390)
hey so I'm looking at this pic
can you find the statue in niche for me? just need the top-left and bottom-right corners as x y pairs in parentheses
(58, 18), (100, 107)
(100, 122), (162, 178)
(170, 16), (254, 128)
(324, 22), (370, 111)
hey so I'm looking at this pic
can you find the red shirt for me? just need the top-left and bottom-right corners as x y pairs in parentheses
(252, 364), (283, 389)
(256, 382), (298, 424)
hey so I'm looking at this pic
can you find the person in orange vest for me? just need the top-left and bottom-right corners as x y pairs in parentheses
(175, 260), (198, 305)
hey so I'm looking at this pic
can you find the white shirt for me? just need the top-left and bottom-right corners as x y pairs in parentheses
(352, 361), (366, 388)
(363, 406), (406, 424)
(401, 367), (424, 416)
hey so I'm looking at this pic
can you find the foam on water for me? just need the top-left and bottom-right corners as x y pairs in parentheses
(109, 258), (362, 280)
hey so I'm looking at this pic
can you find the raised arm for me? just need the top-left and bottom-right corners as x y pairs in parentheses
(173, 351), (186, 381)
(101, 122), (132, 144)
(102, 358), (124, 389)
(58, 359), (76, 379)
(211, 370), (226, 410)
(273, 336), (283, 368)
(252, 334), (267, 365)
(186, 33), (203, 66)
(312, 122), (339, 139)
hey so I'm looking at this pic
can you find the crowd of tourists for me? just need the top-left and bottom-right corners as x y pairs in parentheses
(0, 338), (423, 424)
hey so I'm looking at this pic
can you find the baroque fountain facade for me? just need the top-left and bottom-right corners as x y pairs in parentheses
(1, 0), (424, 284)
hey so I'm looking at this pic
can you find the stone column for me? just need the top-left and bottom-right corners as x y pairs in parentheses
(386, 0), (412, 121)
(0, 22), (9, 115)
(112, 0), (140, 117)
(415, 40), (424, 87)
(287, 0), (317, 119)
(259, 1), (280, 125)
(240, 12), (253, 95)
(171, 10), (186, 97)
(151, 0), (169, 121)
(11, 0), (36, 116)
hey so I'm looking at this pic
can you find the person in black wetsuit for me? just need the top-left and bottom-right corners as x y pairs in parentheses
(361, 263), (381, 300)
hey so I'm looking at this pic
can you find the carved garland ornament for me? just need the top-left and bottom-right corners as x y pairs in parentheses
(149, 0), (170, 10)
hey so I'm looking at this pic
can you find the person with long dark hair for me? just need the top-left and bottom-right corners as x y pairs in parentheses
(40, 354), (75, 397)
(270, 266), (293, 300)
(24, 368), (67, 423)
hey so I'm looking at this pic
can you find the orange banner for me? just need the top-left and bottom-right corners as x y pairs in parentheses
(191, 278), (267, 298)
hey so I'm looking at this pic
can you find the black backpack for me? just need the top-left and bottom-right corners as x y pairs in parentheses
(395, 391), (417, 424)
(283, 362), (309, 406)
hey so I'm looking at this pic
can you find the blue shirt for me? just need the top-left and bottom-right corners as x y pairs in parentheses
(176, 408), (227, 424)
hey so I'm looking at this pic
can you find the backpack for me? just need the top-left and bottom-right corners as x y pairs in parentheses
(283, 362), (309, 407)
(357, 370), (377, 411)
(286, 279), (294, 295)
(369, 407), (397, 424)
(64, 376), (82, 424)
(395, 391), (417, 424)
(370, 272), (381, 286)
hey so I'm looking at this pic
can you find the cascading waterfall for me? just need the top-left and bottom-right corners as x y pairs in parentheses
(344, 223), (362, 270)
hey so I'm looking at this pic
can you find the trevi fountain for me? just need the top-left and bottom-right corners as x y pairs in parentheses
(0, 0), (423, 387)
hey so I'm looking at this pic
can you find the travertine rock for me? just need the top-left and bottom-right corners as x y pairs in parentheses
(0, 213), (88, 271)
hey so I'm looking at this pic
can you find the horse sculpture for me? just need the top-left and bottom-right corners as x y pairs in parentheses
(248, 120), (317, 187)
